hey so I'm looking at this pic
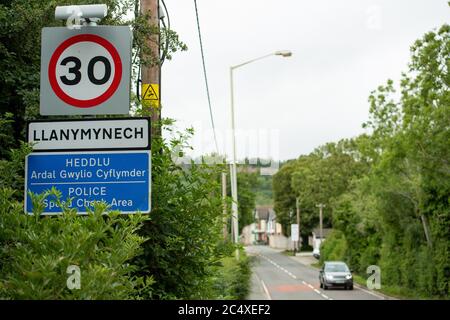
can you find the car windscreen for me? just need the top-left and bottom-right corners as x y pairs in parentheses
(324, 264), (349, 272)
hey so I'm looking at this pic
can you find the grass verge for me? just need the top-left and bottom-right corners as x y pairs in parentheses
(282, 250), (295, 256)
(213, 249), (252, 300)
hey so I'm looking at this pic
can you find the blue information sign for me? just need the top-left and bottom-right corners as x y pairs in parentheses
(25, 151), (151, 214)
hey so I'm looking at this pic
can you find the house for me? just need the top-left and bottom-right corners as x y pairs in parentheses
(253, 206), (272, 244)
(241, 206), (282, 245)
(266, 209), (278, 235)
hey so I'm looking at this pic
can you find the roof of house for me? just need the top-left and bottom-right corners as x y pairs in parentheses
(255, 206), (275, 220)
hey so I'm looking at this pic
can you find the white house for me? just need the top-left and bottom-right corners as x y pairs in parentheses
(241, 206), (282, 245)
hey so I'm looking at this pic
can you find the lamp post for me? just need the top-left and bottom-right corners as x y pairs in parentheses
(296, 197), (301, 251)
(229, 50), (292, 260)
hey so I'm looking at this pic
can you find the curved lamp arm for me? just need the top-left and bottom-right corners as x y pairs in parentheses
(231, 50), (292, 70)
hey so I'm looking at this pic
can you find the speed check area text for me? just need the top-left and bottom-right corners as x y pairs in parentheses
(25, 151), (151, 214)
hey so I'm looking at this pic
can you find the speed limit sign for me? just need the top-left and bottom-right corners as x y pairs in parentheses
(40, 26), (131, 115)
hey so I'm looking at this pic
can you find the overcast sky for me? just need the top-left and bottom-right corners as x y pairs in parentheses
(160, 0), (449, 161)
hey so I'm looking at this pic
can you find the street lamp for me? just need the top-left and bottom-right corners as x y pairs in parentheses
(229, 50), (292, 260)
(275, 50), (292, 57)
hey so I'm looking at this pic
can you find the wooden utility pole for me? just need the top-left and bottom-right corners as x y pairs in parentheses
(296, 197), (301, 251)
(140, 0), (160, 137)
(316, 203), (326, 242)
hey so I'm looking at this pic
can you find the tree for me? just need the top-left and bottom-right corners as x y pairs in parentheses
(320, 24), (449, 297)
(273, 141), (367, 236)
(273, 160), (297, 234)
(236, 168), (258, 233)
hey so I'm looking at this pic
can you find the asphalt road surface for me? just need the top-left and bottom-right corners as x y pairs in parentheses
(246, 245), (387, 300)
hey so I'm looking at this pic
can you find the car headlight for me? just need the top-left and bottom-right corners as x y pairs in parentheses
(345, 274), (352, 280)
(326, 275), (333, 280)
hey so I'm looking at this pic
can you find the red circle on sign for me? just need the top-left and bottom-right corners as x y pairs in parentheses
(48, 34), (122, 108)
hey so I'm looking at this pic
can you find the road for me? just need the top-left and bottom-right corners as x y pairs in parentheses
(246, 245), (386, 300)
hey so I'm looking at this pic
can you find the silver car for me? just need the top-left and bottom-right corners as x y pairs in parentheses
(319, 261), (353, 290)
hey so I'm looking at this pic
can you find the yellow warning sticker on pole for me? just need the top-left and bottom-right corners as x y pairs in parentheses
(141, 83), (159, 108)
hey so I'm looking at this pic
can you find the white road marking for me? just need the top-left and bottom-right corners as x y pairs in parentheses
(314, 289), (321, 294)
(260, 280), (272, 300)
(321, 294), (329, 299)
(308, 284), (314, 289)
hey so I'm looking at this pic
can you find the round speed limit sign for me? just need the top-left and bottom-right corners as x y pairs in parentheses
(49, 34), (122, 108)
(40, 27), (131, 115)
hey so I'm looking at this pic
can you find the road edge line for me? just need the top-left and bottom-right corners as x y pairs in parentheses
(260, 279), (272, 300)
(253, 271), (272, 301)
(353, 283), (395, 300)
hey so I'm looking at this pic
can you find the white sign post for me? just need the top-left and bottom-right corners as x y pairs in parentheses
(291, 224), (299, 242)
(291, 223), (298, 241)
(291, 223), (299, 254)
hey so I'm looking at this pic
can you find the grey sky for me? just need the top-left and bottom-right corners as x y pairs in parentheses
(161, 0), (449, 161)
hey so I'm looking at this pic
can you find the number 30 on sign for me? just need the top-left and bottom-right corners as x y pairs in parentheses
(49, 34), (122, 108)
